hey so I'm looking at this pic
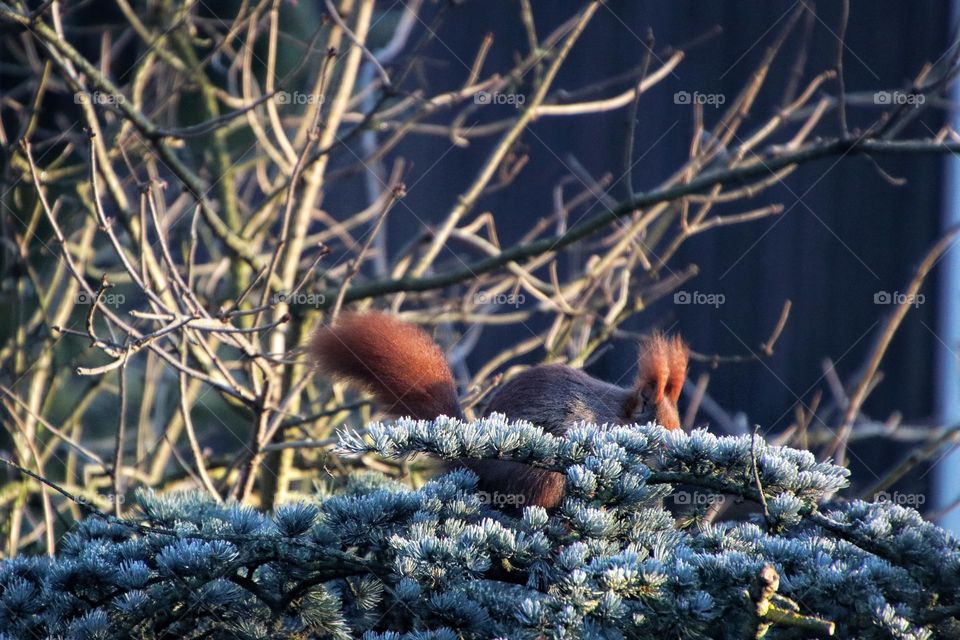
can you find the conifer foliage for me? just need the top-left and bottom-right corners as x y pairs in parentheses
(1, 416), (957, 639)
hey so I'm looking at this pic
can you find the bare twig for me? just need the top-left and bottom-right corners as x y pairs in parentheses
(827, 224), (960, 464)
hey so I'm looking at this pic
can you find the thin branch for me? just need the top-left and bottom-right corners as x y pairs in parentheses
(325, 0), (392, 88)
(113, 353), (129, 517)
(827, 224), (960, 464)
(330, 183), (404, 320)
(317, 138), (960, 308)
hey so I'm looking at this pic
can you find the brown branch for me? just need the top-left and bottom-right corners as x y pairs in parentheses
(317, 138), (960, 308)
(827, 224), (960, 464)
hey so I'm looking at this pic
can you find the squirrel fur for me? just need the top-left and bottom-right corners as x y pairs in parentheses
(311, 312), (688, 509)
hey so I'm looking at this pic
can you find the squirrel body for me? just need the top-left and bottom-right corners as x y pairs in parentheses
(311, 312), (687, 509)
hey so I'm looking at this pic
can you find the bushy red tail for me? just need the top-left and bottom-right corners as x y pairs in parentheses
(310, 312), (462, 420)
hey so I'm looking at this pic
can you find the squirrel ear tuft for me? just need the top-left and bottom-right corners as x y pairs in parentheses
(629, 332), (688, 429)
(635, 332), (688, 404)
(666, 334), (688, 404)
(636, 332), (671, 404)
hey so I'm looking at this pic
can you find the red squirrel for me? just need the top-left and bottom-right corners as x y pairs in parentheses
(311, 312), (688, 509)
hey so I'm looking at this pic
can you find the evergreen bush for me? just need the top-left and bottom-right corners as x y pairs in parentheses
(1, 416), (957, 639)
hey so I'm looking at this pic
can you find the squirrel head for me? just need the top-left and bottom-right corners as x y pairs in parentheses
(624, 333), (688, 430)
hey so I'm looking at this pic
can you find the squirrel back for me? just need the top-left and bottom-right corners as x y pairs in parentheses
(481, 346), (685, 433)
